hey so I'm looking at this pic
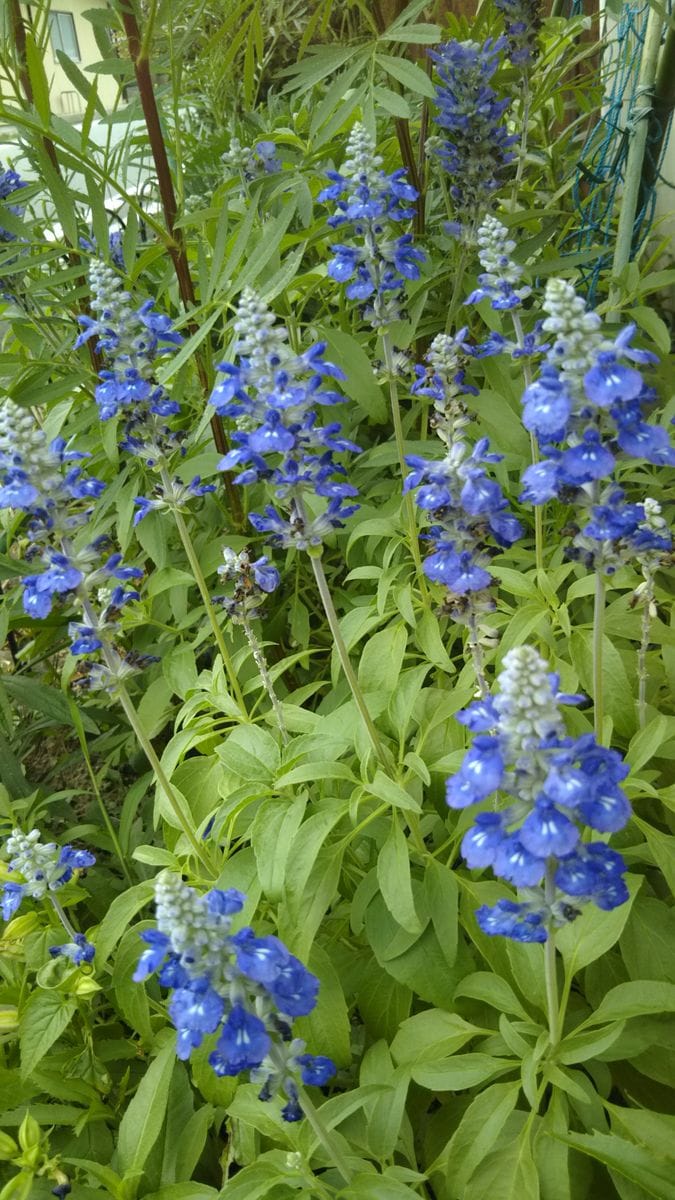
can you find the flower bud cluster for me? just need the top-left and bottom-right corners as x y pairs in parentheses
(494, 0), (542, 67)
(134, 872), (335, 1121)
(465, 216), (531, 311)
(212, 288), (359, 548)
(448, 646), (631, 942)
(319, 122), (425, 326)
(216, 547), (280, 622)
(411, 330), (477, 441)
(1, 828), (95, 964)
(222, 137), (280, 180)
(429, 39), (516, 229)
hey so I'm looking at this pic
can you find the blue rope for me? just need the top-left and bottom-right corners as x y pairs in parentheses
(563, 1), (672, 301)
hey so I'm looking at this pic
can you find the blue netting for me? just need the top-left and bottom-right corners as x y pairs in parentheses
(564, 1), (673, 301)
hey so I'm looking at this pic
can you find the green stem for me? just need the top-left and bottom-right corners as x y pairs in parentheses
(49, 893), (78, 941)
(444, 245), (469, 335)
(593, 568), (605, 743)
(466, 607), (489, 698)
(512, 77), (531, 201)
(162, 474), (247, 714)
(116, 682), (216, 875)
(70, 705), (134, 885)
(299, 1088), (353, 1186)
(381, 333), (428, 602)
(511, 313), (544, 574)
(544, 864), (561, 1051)
(637, 576), (654, 730)
(241, 615), (289, 744)
(306, 546), (388, 769)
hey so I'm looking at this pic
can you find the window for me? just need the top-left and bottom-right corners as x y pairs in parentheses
(49, 11), (81, 61)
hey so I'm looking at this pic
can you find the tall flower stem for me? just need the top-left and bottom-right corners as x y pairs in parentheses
(512, 78), (531, 200)
(299, 1088), (353, 1186)
(240, 616), (289, 744)
(444, 245), (469, 335)
(306, 545), (388, 768)
(466, 608), (489, 698)
(70, 704), (134, 885)
(593, 569), (606, 743)
(511, 313), (544, 574)
(115, 683), (216, 875)
(544, 864), (561, 1050)
(49, 893), (78, 941)
(381, 333), (428, 602)
(637, 580), (654, 730)
(160, 471), (247, 715)
(66, 556), (216, 875)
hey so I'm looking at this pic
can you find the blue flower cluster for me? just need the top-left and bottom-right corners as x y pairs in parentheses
(429, 38), (516, 230)
(216, 547), (280, 622)
(465, 215), (531, 311)
(0, 402), (153, 692)
(77, 260), (214, 523)
(1, 829), (96, 965)
(520, 280), (675, 507)
(448, 646), (631, 942)
(134, 871), (335, 1121)
(222, 137), (280, 180)
(319, 122), (425, 326)
(494, 0), (542, 67)
(212, 288), (359, 548)
(80, 229), (125, 270)
(0, 165), (26, 242)
(568, 490), (672, 575)
(405, 391), (522, 617)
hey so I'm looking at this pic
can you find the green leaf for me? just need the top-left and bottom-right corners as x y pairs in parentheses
(217, 726), (280, 781)
(344, 1173), (423, 1199)
(24, 33), (51, 124)
(320, 327), (388, 423)
(558, 1021), (626, 1064)
(96, 882), (155, 965)
(376, 52), (437, 96)
(19, 992), (76, 1078)
(295, 945), (351, 1067)
(365, 770), (422, 813)
(558, 1133), (674, 1200)
(578, 981), (675, 1028)
(117, 1036), (177, 1180)
(358, 622), (407, 695)
(377, 817), (422, 934)
(556, 874), (641, 974)
(465, 1126), (540, 1200)
(234, 201), (297, 292)
(252, 794), (307, 901)
(631, 306), (671, 356)
(443, 1082), (521, 1197)
(391, 1010), (481, 1065)
(0, 676), (97, 733)
(412, 1053), (517, 1091)
(454, 972), (531, 1020)
(424, 860), (459, 969)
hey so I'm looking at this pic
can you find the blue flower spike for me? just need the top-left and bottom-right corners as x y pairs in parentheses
(133, 872), (336, 1121)
(448, 646), (632, 941)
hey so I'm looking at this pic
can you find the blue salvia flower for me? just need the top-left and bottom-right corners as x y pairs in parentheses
(567, 490), (671, 576)
(80, 229), (126, 270)
(0, 403), (153, 691)
(318, 122), (425, 327)
(216, 547), (280, 622)
(1, 829), (96, 964)
(465, 215), (531, 310)
(520, 279), (675, 503)
(133, 871), (336, 1121)
(494, 0), (542, 67)
(212, 289), (359, 548)
(429, 39), (516, 232)
(448, 645), (631, 942)
(0, 165), (27, 242)
(76, 260), (214, 523)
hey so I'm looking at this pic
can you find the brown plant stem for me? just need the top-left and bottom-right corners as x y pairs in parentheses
(119, 0), (243, 524)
